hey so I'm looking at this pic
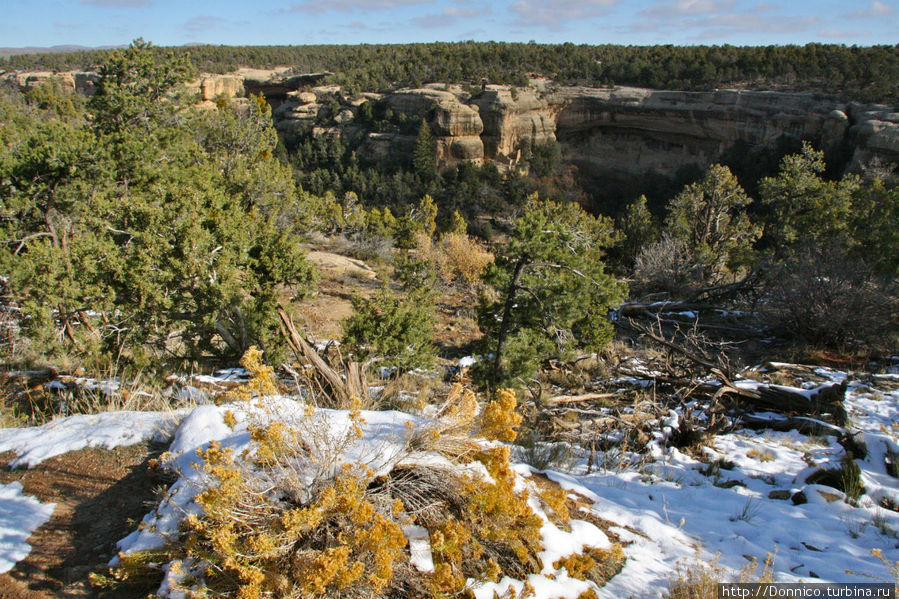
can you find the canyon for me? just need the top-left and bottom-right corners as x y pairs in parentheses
(4, 68), (897, 180)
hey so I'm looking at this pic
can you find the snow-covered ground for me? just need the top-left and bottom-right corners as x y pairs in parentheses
(0, 366), (896, 596)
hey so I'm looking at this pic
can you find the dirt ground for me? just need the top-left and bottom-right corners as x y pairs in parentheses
(0, 443), (170, 598)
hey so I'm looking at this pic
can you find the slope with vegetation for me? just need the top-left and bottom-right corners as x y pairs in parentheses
(0, 39), (897, 599)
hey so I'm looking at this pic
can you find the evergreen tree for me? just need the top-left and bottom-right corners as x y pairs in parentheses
(759, 143), (859, 254)
(666, 163), (759, 282)
(412, 119), (437, 181)
(615, 194), (658, 270)
(477, 196), (626, 387)
(342, 286), (436, 371)
(0, 40), (316, 364)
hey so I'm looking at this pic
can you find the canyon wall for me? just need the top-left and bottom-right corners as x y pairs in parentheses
(4, 69), (897, 178)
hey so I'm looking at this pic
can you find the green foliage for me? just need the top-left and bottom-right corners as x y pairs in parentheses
(23, 78), (84, 120)
(342, 286), (436, 371)
(0, 40), (316, 365)
(666, 163), (759, 282)
(395, 195), (438, 249)
(848, 178), (899, 277)
(615, 194), (659, 270)
(413, 119), (438, 181)
(526, 139), (563, 179)
(88, 38), (195, 136)
(394, 251), (439, 294)
(759, 143), (860, 252)
(9, 43), (899, 103)
(477, 196), (627, 386)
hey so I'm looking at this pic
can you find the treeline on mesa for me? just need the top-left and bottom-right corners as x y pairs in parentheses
(4, 42), (899, 102)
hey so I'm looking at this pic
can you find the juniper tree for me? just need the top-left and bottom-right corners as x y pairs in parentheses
(665, 163), (759, 283)
(0, 40), (316, 364)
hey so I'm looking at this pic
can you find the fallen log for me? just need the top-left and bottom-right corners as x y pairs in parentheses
(545, 392), (617, 405)
(715, 380), (847, 425)
(738, 413), (845, 437)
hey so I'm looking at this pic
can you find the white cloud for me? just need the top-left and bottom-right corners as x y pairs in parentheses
(847, 1), (895, 18)
(627, 2), (819, 39)
(510, 0), (619, 29)
(818, 28), (867, 38)
(289, 0), (433, 13)
(412, 3), (492, 28)
(640, 0), (736, 19)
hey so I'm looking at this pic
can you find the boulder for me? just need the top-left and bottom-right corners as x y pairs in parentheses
(197, 75), (244, 101)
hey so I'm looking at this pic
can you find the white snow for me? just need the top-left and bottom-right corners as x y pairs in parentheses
(404, 525), (435, 572)
(0, 365), (897, 596)
(0, 482), (55, 573)
(0, 409), (189, 469)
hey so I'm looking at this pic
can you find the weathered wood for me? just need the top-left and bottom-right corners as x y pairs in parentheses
(716, 380), (847, 425)
(279, 308), (352, 406)
(738, 413), (845, 436)
(546, 392), (616, 405)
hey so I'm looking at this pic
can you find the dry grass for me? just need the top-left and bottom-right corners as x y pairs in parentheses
(746, 448), (776, 462)
(667, 552), (775, 599)
(0, 367), (193, 426)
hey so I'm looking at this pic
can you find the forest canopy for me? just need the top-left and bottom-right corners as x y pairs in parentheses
(4, 42), (899, 103)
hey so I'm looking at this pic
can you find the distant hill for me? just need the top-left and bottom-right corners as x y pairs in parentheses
(0, 44), (124, 59)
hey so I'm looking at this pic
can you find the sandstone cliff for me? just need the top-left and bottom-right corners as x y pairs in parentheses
(4, 68), (896, 177)
(271, 81), (896, 178)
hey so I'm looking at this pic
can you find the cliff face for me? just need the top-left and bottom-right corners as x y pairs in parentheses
(549, 86), (854, 179)
(4, 69), (897, 177)
(274, 82), (896, 178)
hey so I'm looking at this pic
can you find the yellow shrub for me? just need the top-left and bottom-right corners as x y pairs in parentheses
(479, 388), (523, 442)
(438, 231), (493, 287)
(554, 544), (625, 582)
(226, 346), (279, 403)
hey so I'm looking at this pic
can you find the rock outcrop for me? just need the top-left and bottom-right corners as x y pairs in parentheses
(846, 103), (899, 173)
(295, 83), (896, 178)
(472, 87), (556, 165)
(549, 86), (853, 179)
(187, 74), (244, 102)
(4, 67), (897, 178)
(3, 70), (98, 95)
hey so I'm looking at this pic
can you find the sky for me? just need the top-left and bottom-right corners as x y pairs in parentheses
(1, 0), (897, 49)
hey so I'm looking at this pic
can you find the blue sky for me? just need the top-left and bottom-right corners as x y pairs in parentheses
(2, 0), (897, 48)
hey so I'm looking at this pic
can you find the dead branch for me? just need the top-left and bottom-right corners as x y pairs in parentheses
(278, 308), (368, 407)
(545, 392), (617, 405)
(714, 380), (847, 425)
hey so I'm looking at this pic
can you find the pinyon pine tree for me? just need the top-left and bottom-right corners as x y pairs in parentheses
(477, 196), (627, 387)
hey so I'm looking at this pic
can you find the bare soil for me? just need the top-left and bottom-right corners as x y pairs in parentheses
(0, 443), (170, 598)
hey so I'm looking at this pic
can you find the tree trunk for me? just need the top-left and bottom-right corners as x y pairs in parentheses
(492, 257), (527, 382)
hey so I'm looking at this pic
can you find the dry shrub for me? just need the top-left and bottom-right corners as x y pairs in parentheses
(437, 232), (494, 288)
(409, 231), (493, 292)
(137, 358), (598, 599)
(667, 552), (775, 599)
(760, 245), (897, 348)
(632, 233), (706, 298)
(554, 545), (626, 586)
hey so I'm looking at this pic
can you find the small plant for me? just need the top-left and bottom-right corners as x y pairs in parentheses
(516, 436), (577, 472)
(871, 548), (899, 587)
(667, 552), (775, 599)
(840, 456), (865, 503)
(553, 545), (626, 587)
(730, 498), (761, 523)
(746, 448), (776, 463)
